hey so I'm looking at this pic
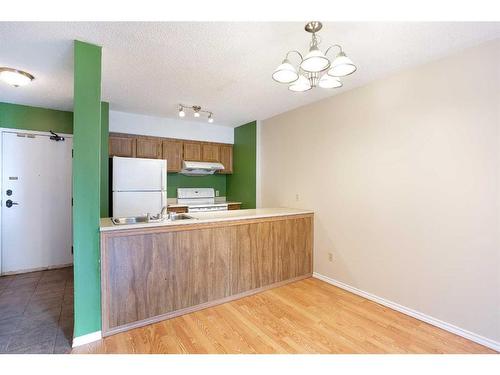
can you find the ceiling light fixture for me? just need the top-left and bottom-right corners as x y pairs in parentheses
(178, 104), (215, 123)
(0, 67), (35, 87)
(272, 21), (357, 92)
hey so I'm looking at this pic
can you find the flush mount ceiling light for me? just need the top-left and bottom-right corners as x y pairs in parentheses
(0, 67), (35, 87)
(178, 104), (214, 123)
(272, 21), (357, 92)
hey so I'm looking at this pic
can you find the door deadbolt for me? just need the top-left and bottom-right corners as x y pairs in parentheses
(5, 199), (18, 208)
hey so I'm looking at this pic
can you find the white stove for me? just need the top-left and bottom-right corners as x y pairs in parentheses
(177, 188), (228, 213)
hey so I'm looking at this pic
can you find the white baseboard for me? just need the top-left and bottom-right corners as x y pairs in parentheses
(313, 272), (500, 352)
(72, 331), (102, 348)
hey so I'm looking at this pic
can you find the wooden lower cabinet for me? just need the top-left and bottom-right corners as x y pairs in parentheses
(167, 206), (188, 214)
(228, 203), (241, 210)
(100, 214), (313, 336)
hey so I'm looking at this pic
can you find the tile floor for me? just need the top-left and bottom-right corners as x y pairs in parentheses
(0, 267), (73, 354)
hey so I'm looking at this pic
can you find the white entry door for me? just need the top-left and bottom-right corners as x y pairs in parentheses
(1, 131), (73, 274)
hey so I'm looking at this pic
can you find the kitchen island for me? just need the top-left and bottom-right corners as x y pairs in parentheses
(99, 208), (314, 336)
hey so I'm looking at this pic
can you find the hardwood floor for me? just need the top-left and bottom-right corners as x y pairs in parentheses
(72, 277), (496, 354)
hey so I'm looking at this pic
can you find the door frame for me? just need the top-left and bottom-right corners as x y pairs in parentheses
(0, 127), (73, 275)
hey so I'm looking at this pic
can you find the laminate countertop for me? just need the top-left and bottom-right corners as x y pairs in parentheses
(100, 208), (314, 232)
(167, 201), (242, 208)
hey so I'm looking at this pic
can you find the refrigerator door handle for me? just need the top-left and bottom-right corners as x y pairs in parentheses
(161, 161), (166, 192)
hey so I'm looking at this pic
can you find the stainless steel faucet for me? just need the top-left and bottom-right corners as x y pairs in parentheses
(160, 206), (169, 220)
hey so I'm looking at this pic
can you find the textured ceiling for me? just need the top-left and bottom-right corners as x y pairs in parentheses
(0, 22), (499, 127)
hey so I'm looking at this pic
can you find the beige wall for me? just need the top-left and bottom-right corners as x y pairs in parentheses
(260, 39), (500, 343)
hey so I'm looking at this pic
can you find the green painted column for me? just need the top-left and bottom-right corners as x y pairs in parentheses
(100, 101), (109, 218)
(227, 121), (257, 209)
(73, 40), (102, 338)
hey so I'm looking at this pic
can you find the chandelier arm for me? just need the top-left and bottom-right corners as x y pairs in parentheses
(285, 50), (304, 64)
(325, 44), (343, 56)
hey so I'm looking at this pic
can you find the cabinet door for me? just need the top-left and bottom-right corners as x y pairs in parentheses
(136, 138), (162, 159)
(219, 144), (233, 174)
(202, 143), (220, 162)
(162, 140), (183, 172)
(183, 142), (202, 161)
(109, 135), (136, 157)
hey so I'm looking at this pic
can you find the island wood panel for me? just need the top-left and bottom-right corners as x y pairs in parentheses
(230, 218), (313, 295)
(105, 227), (231, 330)
(101, 214), (313, 336)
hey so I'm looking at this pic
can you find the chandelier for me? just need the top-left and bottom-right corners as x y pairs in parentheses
(272, 21), (357, 92)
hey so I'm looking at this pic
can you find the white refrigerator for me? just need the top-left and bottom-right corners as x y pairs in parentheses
(112, 156), (167, 217)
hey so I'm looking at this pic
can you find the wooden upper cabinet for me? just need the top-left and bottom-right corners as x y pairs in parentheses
(162, 140), (183, 172)
(108, 134), (233, 174)
(219, 144), (233, 174)
(201, 143), (220, 162)
(136, 138), (162, 159)
(109, 135), (136, 157)
(183, 142), (202, 161)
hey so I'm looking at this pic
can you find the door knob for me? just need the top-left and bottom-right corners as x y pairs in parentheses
(5, 199), (19, 208)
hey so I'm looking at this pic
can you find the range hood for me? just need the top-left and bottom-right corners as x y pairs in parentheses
(180, 160), (224, 176)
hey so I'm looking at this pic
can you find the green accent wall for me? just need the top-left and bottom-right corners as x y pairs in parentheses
(227, 121), (257, 209)
(167, 174), (226, 198)
(100, 102), (109, 218)
(0, 102), (73, 133)
(73, 40), (102, 338)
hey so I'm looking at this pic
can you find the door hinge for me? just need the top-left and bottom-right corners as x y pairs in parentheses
(71, 246), (74, 255)
(71, 198), (73, 206)
(72, 149), (74, 158)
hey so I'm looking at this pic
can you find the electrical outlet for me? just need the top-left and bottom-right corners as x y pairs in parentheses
(295, 193), (299, 201)
(328, 253), (333, 262)
(215, 190), (220, 197)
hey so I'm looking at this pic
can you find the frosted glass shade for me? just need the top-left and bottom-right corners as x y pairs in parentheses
(318, 75), (342, 89)
(272, 59), (299, 84)
(300, 46), (330, 73)
(288, 75), (311, 92)
(328, 52), (357, 77)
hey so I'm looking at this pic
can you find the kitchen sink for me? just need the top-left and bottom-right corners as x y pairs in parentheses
(111, 213), (196, 225)
(168, 213), (195, 221)
(111, 216), (150, 225)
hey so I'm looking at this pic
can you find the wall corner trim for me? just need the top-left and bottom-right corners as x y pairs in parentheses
(72, 330), (102, 348)
(312, 272), (500, 352)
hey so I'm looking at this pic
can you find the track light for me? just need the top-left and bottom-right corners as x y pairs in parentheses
(177, 104), (215, 123)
